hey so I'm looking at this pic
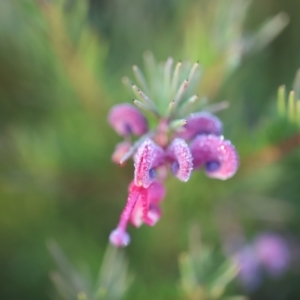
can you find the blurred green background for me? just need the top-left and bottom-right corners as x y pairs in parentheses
(1, 0), (300, 299)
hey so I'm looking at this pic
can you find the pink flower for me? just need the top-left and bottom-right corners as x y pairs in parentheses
(167, 138), (193, 182)
(109, 180), (166, 247)
(108, 104), (148, 137)
(190, 134), (239, 180)
(176, 112), (223, 140)
(234, 246), (262, 291)
(108, 56), (239, 247)
(254, 233), (290, 277)
(134, 138), (164, 188)
(130, 181), (165, 227)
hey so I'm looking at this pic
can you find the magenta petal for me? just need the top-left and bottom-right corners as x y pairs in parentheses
(147, 181), (166, 204)
(139, 187), (162, 226)
(134, 139), (165, 188)
(190, 135), (239, 180)
(108, 103), (148, 136)
(140, 187), (155, 226)
(167, 138), (193, 182)
(129, 181), (165, 227)
(146, 205), (161, 226)
(128, 182), (143, 227)
(177, 112), (223, 140)
(130, 196), (143, 227)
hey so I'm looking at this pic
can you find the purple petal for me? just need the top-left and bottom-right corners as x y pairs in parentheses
(139, 187), (157, 226)
(147, 181), (166, 204)
(134, 139), (165, 188)
(254, 233), (290, 277)
(190, 134), (239, 180)
(108, 103), (148, 136)
(146, 205), (162, 226)
(141, 184), (164, 226)
(177, 112), (223, 140)
(234, 246), (262, 291)
(167, 138), (193, 182)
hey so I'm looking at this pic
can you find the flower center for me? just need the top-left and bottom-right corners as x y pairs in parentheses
(171, 161), (179, 175)
(205, 161), (220, 172)
(149, 168), (156, 179)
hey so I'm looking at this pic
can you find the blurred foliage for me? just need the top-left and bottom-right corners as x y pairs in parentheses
(48, 241), (132, 300)
(179, 225), (245, 300)
(277, 69), (300, 128)
(1, 0), (300, 300)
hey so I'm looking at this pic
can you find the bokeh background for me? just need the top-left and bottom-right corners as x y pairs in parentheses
(1, 0), (300, 299)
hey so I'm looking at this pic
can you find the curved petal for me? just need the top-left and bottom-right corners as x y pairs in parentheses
(134, 138), (165, 188)
(190, 134), (239, 180)
(177, 112), (222, 140)
(129, 181), (165, 227)
(108, 103), (148, 136)
(167, 138), (193, 182)
(146, 205), (162, 226)
(147, 181), (166, 204)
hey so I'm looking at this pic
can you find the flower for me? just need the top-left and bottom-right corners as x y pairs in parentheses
(108, 103), (148, 137)
(254, 233), (290, 277)
(233, 232), (291, 291)
(108, 55), (239, 247)
(176, 112), (223, 140)
(166, 138), (193, 182)
(130, 180), (165, 228)
(109, 181), (164, 247)
(190, 134), (239, 180)
(134, 138), (164, 188)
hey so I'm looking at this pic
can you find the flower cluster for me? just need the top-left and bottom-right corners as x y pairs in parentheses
(108, 55), (239, 247)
